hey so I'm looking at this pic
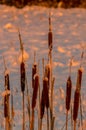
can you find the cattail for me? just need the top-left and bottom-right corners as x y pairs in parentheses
(43, 77), (49, 108)
(45, 64), (50, 87)
(48, 31), (53, 50)
(40, 77), (49, 119)
(73, 68), (82, 122)
(73, 89), (80, 121)
(40, 91), (45, 119)
(76, 68), (82, 91)
(32, 74), (39, 109)
(20, 62), (25, 92)
(32, 63), (37, 88)
(4, 95), (8, 118)
(66, 76), (72, 111)
(48, 12), (53, 50)
(5, 74), (10, 90)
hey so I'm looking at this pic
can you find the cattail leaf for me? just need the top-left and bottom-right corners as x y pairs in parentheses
(20, 62), (25, 92)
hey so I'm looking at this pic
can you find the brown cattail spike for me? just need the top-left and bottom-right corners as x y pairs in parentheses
(21, 62), (25, 92)
(5, 74), (10, 90)
(76, 68), (82, 91)
(32, 63), (37, 88)
(43, 77), (49, 109)
(73, 89), (80, 121)
(66, 76), (72, 111)
(4, 95), (8, 118)
(45, 64), (50, 87)
(32, 74), (39, 109)
(40, 92), (45, 119)
(48, 12), (53, 50)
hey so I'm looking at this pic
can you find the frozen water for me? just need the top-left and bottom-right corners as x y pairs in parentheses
(0, 5), (86, 130)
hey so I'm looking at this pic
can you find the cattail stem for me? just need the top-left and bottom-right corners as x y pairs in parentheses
(22, 92), (25, 130)
(31, 109), (34, 130)
(47, 108), (49, 130)
(11, 93), (14, 130)
(74, 121), (76, 130)
(38, 80), (41, 130)
(71, 104), (73, 130)
(80, 94), (83, 130)
(42, 58), (44, 76)
(40, 119), (42, 130)
(5, 118), (9, 130)
(25, 74), (31, 129)
(66, 110), (68, 130)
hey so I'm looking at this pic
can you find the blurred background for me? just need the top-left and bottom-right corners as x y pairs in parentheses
(0, 0), (86, 8)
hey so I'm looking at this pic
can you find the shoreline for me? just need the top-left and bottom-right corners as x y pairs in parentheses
(0, 1), (86, 9)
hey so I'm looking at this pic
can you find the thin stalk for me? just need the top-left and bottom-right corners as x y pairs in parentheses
(38, 62), (41, 130)
(42, 58), (44, 76)
(66, 110), (68, 130)
(74, 121), (76, 130)
(22, 92), (25, 130)
(71, 104), (73, 130)
(47, 108), (49, 130)
(25, 73), (31, 129)
(80, 94), (83, 130)
(49, 49), (53, 120)
(31, 109), (34, 130)
(40, 119), (42, 130)
(11, 93), (14, 130)
(5, 118), (9, 130)
(61, 116), (71, 130)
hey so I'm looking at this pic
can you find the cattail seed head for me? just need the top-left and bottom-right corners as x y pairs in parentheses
(66, 76), (72, 111)
(5, 74), (10, 90)
(32, 74), (39, 109)
(43, 77), (49, 109)
(45, 64), (50, 87)
(76, 68), (82, 91)
(40, 92), (45, 119)
(48, 31), (53, 50)
(73, 89), (80, 121)
(32, 63), (37, 88)
(4, 95), (8, 118)
(20, 62), (25, 92)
